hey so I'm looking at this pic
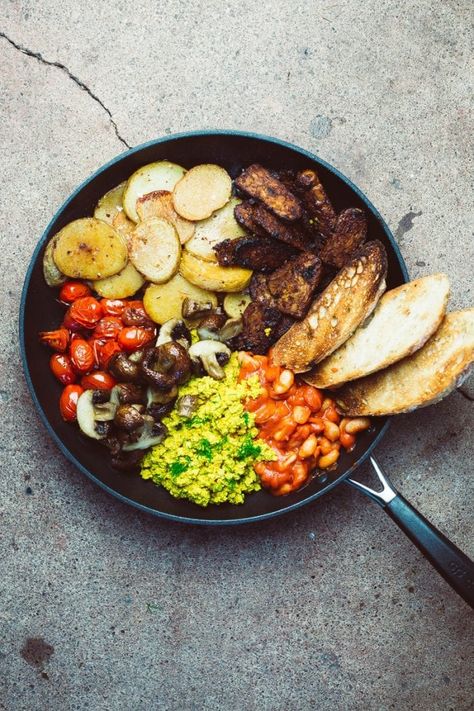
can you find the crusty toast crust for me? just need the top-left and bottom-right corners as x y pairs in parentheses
(335, 309), (474, 416)
(305, 274), (450, 388)
(271, 240), (388, 372)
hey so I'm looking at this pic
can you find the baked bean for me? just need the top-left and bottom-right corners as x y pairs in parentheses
(344, 417), (371, 434)
(318, 449), (340, 469)
(293, 405), (311, 424)
(298, 434), (318, 458)
(273, 369), (294, 394)
(323, 420), (340, 442)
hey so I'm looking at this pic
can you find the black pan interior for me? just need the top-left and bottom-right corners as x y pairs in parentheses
(20, 131), (408, 524)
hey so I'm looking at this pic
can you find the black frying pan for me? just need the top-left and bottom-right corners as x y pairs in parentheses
(19, 131), (474, 607)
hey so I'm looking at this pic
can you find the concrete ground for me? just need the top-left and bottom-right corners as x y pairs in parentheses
(1, 1), (473, 709)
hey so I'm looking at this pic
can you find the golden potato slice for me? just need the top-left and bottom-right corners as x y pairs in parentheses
(179, 250), (252, 293)
(186, 197), (246, 263)
(123, 161), (186, 223)
(93, 182), (126, 225)
(223, 292), (252, 319)
(136, 190), (195, 244)
(53, 218), (128, 280)
(43, 236), (66, 287)
(129, 217), (181, 283)
(172, 164), (232, 221)
(112, 210), (135, 246)
(93, 261), (145, 299)
(143, 274), (218, 325)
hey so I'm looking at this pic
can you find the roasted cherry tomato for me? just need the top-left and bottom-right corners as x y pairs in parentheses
(69, 297), (103, 329)
(118, 326), (156, 351)
(39, 328), (69, 352)
(59, 281), (91, 303)
(100, 298), (126, 316)
(121, 301), (153, 327)
(70, 338), (95, 373)
(59, 384), (84, 422)
(49, 353), (77, 384)
(94, 316), (123, 339)
(81, 370), (116, 390)
(62, 309), (84, 332)
(95, 340), (122, 368)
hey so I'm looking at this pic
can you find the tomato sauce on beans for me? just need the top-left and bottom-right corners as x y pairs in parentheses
(238, 352), (369, 496)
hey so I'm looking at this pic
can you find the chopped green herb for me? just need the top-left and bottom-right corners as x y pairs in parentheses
(242, 412), (250, 426)
(169, 456), (191, 477)
(236, 435), (262, 460)
(196, 438), (213, 461)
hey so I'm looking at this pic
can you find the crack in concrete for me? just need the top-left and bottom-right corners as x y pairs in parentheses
(1, 31), (130, 150)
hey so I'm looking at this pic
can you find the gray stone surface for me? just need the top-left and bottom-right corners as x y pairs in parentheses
(1, 1), (473, 709)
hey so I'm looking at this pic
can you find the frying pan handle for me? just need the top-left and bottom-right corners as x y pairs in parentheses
(347, 457), (474, 608)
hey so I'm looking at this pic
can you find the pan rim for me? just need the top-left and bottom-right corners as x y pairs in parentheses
(19, 129), (409, 525)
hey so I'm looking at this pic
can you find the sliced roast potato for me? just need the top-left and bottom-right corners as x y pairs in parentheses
(320, 208), (367, 269)
(223, 292), (252, 319)
(267, 252), (323, 318)
(53, 218), (128, 280)
(112, 210), (135, 244)
(179, 250), (252, 292)
(297, 168), (337, 236)
(123, 161), (186, 222)
(93, 182), (126, 225)
(335, 309), (474, 416)
(143, 274), (218, 325)
(136, 190), (195, 244)
(43, 236), (66, 287)
(272, 241), (388, 372)
(172, 164), (232, 221)
(129, 217), (181, 283)
(214, 235), (296, 273)
(93, 261), (145, 299)
(186, 197), (246, 262)
(305, 274), (450, 388)
(235, 164), (302, 221)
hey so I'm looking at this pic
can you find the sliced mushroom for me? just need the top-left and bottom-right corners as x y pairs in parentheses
(156, 319), (192, 350)
(146, 385), (178, 406)
(108, 352), (142, 382)
(217, 318), (243, 342)
(141, 342), (191, 390)
(115, 383), (147, 404)
(196, 309), (227, 340)
(76, 388), (120, 440)
(188, 340), (231, 380)
(122, 416), (168, 451)
(176, 394), (201, 418)
(182, 298), (215, 322)
(113, 404), (145, 432)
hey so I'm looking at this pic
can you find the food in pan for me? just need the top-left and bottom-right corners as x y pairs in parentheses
(38, 158), (474, 506)
(271, 241), (388, 371)
(305, 274), (450, 388)
(335, 309), (474, 415)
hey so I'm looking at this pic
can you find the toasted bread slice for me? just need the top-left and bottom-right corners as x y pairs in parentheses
(305, 274), (450, 388)
(335, 310), (474, 416)
(271, 241), (387, 372)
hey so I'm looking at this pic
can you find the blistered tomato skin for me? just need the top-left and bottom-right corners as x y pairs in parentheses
(69, 297), (104, 329)
(49, 353), (77, 384)
(95, 340), (122, 368)
(81, 371), (116, 390)
(70, 338), (95, 373)
(59, 281), (91, 303)
(100, 299), (126, 316)
(59, 384), (84, 421)
(118, 326), (156, 351)
(94, 316), (123, 340)
(39, 328), (69, 352)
